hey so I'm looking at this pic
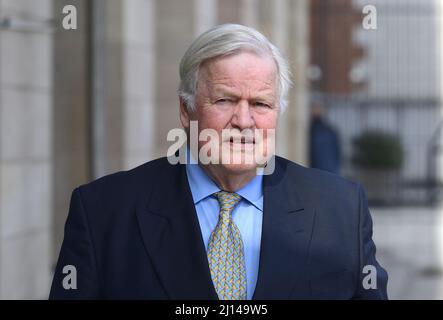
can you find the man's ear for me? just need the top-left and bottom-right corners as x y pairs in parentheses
(179, 97), (191, 129)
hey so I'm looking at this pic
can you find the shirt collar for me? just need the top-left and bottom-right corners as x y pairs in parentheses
(235, 174), (263, 212)
(186, 160), (221, 204)
(185, 148), (263, 212)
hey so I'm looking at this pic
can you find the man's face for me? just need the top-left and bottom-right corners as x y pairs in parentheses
(180, 50), (279, 174)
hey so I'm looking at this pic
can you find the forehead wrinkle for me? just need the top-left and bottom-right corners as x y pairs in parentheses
(208, 74), (276, 92)
(205, 53), (276, 79)
(210, 82), (276, 99)
(208, 67), (276, 86)
(197, 53), (278, 99)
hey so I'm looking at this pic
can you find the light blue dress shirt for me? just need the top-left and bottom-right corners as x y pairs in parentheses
(185, 161), (263, 300)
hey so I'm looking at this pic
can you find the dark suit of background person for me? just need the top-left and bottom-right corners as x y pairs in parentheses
(50, 24), (387, 300)
(49, 154), (388, 299)
(309, 104), (341, 174)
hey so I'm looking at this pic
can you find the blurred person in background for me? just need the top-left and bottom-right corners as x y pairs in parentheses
(49, 24), (387, 300)
(309, 103), (341, 174)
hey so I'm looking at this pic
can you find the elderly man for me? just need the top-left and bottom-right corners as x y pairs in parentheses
(50, 24), (388, 300)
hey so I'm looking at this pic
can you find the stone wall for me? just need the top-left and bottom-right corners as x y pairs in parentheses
(0, 0), (54, 299)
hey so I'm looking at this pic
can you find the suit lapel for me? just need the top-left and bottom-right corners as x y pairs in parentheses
(252, 159), (315, 299)
(135, 163), (218, 299)
(135, 158), (315, 300)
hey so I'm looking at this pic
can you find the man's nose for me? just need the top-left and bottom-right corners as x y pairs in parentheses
(231, 100), (255, 129)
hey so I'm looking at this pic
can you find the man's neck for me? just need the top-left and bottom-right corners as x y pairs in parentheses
(200, 164), (256, 192)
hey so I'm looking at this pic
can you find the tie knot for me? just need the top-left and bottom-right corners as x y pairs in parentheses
(214, 191), (241, 213)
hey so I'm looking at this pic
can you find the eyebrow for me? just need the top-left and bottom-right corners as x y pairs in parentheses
(210, 85), (275, 101)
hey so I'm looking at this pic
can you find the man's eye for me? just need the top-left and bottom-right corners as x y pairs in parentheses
(215, 98), (232, 104)
(254, 102), (271, 108)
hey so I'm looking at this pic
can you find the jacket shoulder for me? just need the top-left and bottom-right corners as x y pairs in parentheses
(75, 157), (177, 208)
(275, 156), (361, 201)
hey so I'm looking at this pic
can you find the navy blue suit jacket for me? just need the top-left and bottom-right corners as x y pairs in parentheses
(49, 156), (388, 299)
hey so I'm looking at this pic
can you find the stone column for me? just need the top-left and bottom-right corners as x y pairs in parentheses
(194, 0), (217, 36)
(52, 0), (91, 271)
(0, 0), (54, 298)
(155, 0), (195, 157)
(121, 0), (157, 169)
(287, 0), (310, 165)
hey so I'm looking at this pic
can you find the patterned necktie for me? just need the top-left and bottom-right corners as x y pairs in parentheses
(207, 191), (247, 300)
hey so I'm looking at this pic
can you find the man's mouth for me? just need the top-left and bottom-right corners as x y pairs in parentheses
(229, 136), (256, 144)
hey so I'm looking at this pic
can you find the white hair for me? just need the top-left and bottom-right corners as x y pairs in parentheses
(178, 24), (292, 114)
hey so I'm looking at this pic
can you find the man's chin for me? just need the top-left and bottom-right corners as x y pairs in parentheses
(218, 162), (259, 175)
